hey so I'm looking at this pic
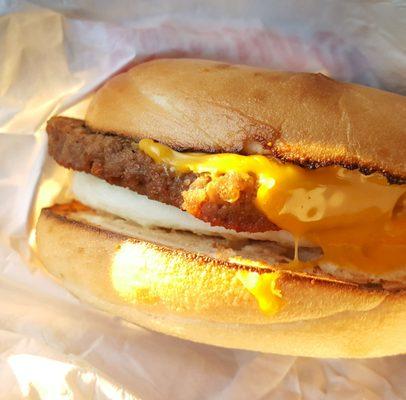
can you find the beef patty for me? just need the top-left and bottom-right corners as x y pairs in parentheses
(47, 116), (278, 233)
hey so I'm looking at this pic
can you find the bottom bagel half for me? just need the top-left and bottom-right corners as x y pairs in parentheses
(36, 202), (406, 358)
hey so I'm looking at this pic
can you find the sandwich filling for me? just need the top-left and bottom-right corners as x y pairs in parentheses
(47, 116), (406, 276)
(47, 117), (275, 233)
(139, 138), (406, 275)
(72, 172), (297, 244)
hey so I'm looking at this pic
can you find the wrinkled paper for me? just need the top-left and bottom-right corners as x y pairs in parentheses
(0, 1), (405, 398)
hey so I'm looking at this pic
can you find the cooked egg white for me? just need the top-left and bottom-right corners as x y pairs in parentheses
(72, 172), (298, 245)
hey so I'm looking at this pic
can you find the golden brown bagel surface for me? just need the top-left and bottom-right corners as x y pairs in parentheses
(86, 59), (406, 182)
(36, 202), (406, 357)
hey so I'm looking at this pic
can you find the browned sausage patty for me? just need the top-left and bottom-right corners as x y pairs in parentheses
(47, 116), (278, 233)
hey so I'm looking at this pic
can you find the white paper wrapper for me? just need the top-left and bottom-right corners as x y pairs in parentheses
(1, 1), (405, 398)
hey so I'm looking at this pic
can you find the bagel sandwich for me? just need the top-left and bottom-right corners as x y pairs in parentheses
(36, 59), (406, 357)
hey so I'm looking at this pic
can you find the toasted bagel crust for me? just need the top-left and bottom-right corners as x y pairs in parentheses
(36, 202), (406, 357)
(86, 59), (406, 181)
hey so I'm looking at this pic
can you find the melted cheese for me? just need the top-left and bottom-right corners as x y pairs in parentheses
(236, 270), (282, 315)
(230, 256), (282, 314)
(139, 139), (406, 310)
